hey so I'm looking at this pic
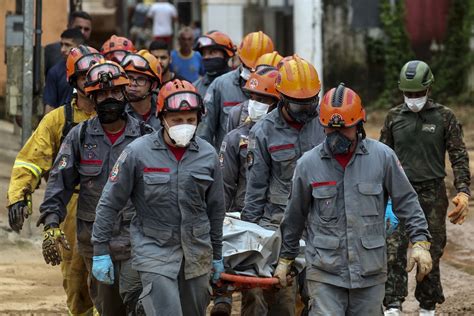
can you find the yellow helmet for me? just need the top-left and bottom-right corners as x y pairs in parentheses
(237, 31), (274, 70)
(256, 51), (283, 70)
(275, 54), (321, 99)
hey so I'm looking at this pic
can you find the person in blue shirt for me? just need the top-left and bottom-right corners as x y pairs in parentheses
(43, 28), (85, 114)
(170, 27), (205, 82)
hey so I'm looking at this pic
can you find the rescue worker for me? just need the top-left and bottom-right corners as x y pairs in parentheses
(197, 31), (274, 149)
(226, 51), (283, 132)
(7, 45), (101, 316)
(380, 60), (471, 316)
(240, 55), (325, 315)
(193, 30), (235, 97)
(101, 35), (137, 64)
(37, 61), (149, 315)
(275, 83), (433, 316)
(211, 67), (280, 316)
(91, 79), (225, 315)
(122, 49), (163, 130)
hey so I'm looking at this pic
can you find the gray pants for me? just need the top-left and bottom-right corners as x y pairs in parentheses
(137, 266), (211, 316)
(83, 257), (127, 316)
(241, 282), (297, 316)
(307, 281), (384, 316)
(118, 258), (143, 313)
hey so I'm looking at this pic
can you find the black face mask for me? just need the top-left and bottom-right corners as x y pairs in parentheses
(95, 98), (126, 124)
(203, 57), (228, 76)
(326, 131), (353, 155)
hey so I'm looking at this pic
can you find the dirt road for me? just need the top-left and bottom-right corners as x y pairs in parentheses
(0, 107), (473, 315)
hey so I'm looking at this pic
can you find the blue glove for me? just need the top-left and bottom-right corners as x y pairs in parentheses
(92, 255), (114, 285)
(212, 259), (225, 282)
(385, 199), (399, 235)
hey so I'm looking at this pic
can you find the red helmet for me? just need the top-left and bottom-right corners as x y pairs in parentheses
(100, 35), (137, 63)
(156, 80), (203, 116)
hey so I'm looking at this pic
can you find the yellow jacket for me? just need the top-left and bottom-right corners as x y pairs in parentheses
(7, 97), (95, 206)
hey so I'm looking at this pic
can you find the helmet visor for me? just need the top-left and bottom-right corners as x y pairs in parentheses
(76, 53), (103, 73)
(121, 54), (149, 71)
(86, 63), (124, 88)
(165, 92), (202, 111)
(195, 36), (215, 49)
(286, 96), (319, 113)
(105, 50), (129, 63)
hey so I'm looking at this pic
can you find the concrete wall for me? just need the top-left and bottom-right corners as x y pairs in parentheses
(0, 0), (68, 97)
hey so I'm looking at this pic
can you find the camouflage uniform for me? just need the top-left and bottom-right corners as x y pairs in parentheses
(380, 100), (471, 310)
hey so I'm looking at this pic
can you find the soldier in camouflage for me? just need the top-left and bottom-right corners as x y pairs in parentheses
(380, 60), (471, 316)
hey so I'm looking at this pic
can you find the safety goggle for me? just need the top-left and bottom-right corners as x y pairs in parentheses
(104, 50), (129, 63)
(165, 92), (202, 111)
(75, 53), (103, 73)
(86, 63), (125, 87)
(121, 54), (150, 71)
(285, 96), (319, 113)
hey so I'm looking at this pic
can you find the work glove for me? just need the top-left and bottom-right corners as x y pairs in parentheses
(212, 259), (225, 283)
(406, 241), (432, 282)
(448, 192), (469, 225)
(273, 258), (294, 288)
(42, 226), (70, 266)
(92, 255), (115, 285)
(385, 199), (399, 236)
(8, 195), (32, 233)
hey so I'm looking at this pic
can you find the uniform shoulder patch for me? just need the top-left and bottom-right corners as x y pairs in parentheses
(58, 155), (68, 170)
(220, 141), (227, 153)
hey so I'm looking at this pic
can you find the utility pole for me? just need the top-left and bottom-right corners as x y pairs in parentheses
(21, 0), (34, 145)
(293, 0), (324, 93)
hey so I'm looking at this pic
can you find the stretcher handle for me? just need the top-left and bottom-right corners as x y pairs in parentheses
(220, 272), (280, 285)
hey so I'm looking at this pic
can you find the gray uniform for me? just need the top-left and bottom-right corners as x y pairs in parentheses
(220, 120), (253, 212)
(241, 106), (325, 229)
(125, 100), (161, 131)
(38, 114), (145, 315)
(280, 138), (431, 315)
(92, 129), (225, 315)
(197, 68), (248, 149)
(226, 100), (249, 133)
(193, 73), (212, 98)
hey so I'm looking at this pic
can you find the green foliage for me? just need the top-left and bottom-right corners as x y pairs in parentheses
(372, 0), (414, 108)
(431, 0), (473, 104)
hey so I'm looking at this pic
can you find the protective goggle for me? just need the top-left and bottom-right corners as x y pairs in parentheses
(194, 36), (215, 50)
(86, 63), (125, 88)
(121, 54), (150, 72)
(164, 92), (202, 112)
(75, 53), (103, 73)
(104, 50), (129, 63)
(284, 96), (319, 113)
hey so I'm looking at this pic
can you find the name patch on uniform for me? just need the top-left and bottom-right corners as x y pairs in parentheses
(311, 181), (337, 188)
(421, 124), (436, 133)
(143, 168), (170, 173)
(269, 144), (295, 152)
(80, 159), (102, 165)
(58, 155), (68, 170)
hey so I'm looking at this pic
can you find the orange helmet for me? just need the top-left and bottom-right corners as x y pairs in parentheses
(319, 83), (366, 128)
(100, 35), (136, 63)
(256, 51), (283, 70)
(84, 60), (130, 96)
(156, 79), (203, 116)
(194, 31), (235, 58)
(275, 54), (321, 99)
(66, 45), (103, 84)
(243, 67), (280, 100)
(238, 31), (274, 70)
(121, 50), (162, 84)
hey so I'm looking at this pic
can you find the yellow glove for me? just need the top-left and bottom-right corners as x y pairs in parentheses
(406, 241), (432, 282)
(42, 227), (70, 266)
(448, 192), (469, 225)
(273, 258), (294, 288)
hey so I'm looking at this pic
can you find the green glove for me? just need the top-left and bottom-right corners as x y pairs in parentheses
(42, 226), (70, 266)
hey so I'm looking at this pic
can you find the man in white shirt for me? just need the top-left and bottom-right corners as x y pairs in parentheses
(147, 0), (178, 46)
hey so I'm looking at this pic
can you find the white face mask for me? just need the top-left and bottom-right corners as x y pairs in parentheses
(404, 94), (428, 112)
(165, 121), (196, 147)
(248, 99), (270, 122)
(240, 67), (251, 80)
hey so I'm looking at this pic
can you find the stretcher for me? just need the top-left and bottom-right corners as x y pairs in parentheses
(215, 214), (305, 293)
